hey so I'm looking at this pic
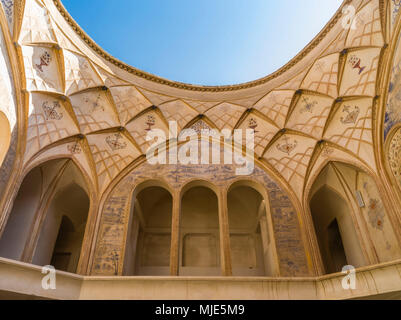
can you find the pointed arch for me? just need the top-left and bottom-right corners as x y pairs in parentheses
(0, 158), (91, 273)
(307, 161), (401, 274)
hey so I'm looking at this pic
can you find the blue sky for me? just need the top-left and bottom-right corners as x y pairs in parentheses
(62, 0), (343, 86)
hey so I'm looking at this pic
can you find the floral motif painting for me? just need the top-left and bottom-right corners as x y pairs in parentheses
(385, 32), (401, 140)
(0, 0), (13, 26)
(388, 127), (401, 189)
(392, 0), (401, 26)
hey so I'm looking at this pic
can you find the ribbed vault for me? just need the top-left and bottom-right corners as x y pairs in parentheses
(1, 0), (397, 203)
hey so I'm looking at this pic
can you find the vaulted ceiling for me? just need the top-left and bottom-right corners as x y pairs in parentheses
(3, 0), (399, 201)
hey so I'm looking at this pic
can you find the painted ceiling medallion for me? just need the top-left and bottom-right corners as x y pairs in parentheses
(106, 133), (127, 151)
(145, 114), (156, 132)
(35, 51), (52, 72)
(340, 105), (360, 124)
(348, 55), (366, 75)
(248, 118), (259, 133)
(300, 97), (318, 114)
(85, 93), (104, 113)
(191, 120), (210, 134)
(67, 142), (82, 154)
(42, 101), (63, 120)
(276, 136), (298, 155)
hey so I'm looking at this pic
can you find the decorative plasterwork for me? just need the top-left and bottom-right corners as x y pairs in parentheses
(24, 92), (79, 162)
(63, 50), (103, 95)
(324, 97), (376, 169)
(22, 45), (62, 93)
(387, 126), (401, 189)
(8, 0), (393, 201)
(0, 0), (14, 34)
(301, 53), (339, 98)
(50, 0), (348, 92)
(205, 103), (246, 131)
(286, 93), (334, 139)
(19, 0), (56, 45)
(254, 90), (294, 127)
(109, 86), (152, 125)
(384, 24), (401, 139)
(125, 109), (169, 153)
(339, 47), (381, 97)
(346, 0), (384, 47)
(69, 89), (120, 134)
(264, 134), (317, 196)
(87, 132), (141, 193)
(237, 112), (279, 156)
(158, 100), (198, 131)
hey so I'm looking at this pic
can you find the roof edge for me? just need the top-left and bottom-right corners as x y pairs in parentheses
(53, 0), (347, 92)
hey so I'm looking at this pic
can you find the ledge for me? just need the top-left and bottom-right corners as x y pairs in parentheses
(0, 258), (401, 300)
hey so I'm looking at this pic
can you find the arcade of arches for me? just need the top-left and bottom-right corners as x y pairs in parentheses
(1, 0), (401, 299)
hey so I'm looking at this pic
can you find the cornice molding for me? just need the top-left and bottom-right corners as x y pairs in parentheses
(52, 0), (348, 92)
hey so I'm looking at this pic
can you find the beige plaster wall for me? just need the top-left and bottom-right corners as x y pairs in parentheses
(0, 168), (42, 260)
(2, 258), (401, 300)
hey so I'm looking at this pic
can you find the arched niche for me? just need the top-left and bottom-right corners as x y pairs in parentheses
(309, 162), (401, 274)
(0, 159), (90, 273)
(310, 185), (362, 274)
(124, 182), (173, 276)
(180, 181), (220, 276)
(227, 180), (277, 276)
(0, 111), (11, 167)
(92, 157), (309, 277)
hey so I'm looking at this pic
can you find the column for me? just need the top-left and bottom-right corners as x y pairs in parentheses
(170, 191), (181, 276)
(218, 190), (232, 276)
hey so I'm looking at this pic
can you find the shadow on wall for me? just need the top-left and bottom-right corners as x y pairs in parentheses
(124, 185), (173, 276)
(123, 180), (279, 277)
(309, 162), (401, 275)
(0, 159), (90, 273)
(0, 120), (18, 205)
(0, 111), (10, 167)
